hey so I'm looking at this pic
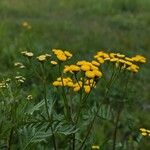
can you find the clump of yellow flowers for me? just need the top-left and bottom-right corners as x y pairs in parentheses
(139, 128), (150, 137)
(52, 49), (146, 95)
(94, 51), (146, 73)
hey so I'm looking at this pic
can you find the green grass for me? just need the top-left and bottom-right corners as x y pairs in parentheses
(0, 0), (150, 149)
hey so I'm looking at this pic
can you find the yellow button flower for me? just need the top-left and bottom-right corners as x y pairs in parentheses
(84, 85), (91, 93)
(92, 61), (100, 66)
(85, 71), (95, 78)
(57, 54), (67, 61)
(93, 70), (102, 77)
(37, 55), (46, 62)
(81, 64), (91, 71)
(92, 145), (100, 149)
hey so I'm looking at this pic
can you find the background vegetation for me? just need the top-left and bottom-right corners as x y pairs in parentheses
(0, 0), (149, 149)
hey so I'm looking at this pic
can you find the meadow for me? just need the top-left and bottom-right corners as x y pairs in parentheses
(0, 0), (150, 149)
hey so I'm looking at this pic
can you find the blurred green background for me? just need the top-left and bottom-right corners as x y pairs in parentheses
(0, 0), (149, 148)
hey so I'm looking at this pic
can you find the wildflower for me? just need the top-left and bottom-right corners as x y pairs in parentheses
(22, 21), (29, 27)
(27, 95), (33, 100)
(73, 85), (81, 92)
(15, 76), (26, 83)
(85, 71), (95, 78)
(131, 55), (146, 63)
(92, 145), (100, 149)
(37, 55), (47, 62)
(81, 64), (91, 71)
(51, 61), (58, 65)
(14, 62), (25, 69)
(84, 85), (91, 93)
(92, 61), (100, 66)
(93, 70), (102, 77)
(141, 132), (147, 136)
(21, 51), (34, 58)
(52, 49), (72, 61)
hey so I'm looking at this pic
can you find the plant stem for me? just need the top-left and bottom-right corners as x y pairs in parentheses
(112, 110), (121, 150)
(58, 64), (72, 121)
(7, 127), (13, 150)
(42, 63), (57, 150)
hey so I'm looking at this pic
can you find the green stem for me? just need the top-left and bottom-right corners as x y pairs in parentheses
(58, 64), (71, 121)
(112, 110), (121, 150)
(42, 63), (57, 150)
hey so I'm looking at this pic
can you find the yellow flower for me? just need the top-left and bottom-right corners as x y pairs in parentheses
(93, 70), (102, 77)
(140, 128), (146, 132)
(97, 57), (104, 63)
(84, 85), (91, 93)
(64, 66), (71, 73)
(85, 71), (95, 78)
(132, 55), (146, 63)
(21, 51), (34, 57)
(116, 53), (125, 58)
(22, 21), (29, 27)
(27, 95), (33, 100)
(64, 51), (73, 58)
(56, 53), (67, 61)
(37, 55), (47, 62)
(53, 81), (62, 86)
(141, 132), (147, 136)
(92, 61), (100, 66)
(81, 64), (91, 71)
(92, 145), (100, 149)
(70, 65), (80, 72)
(51, 61), (58, 65)
(73, 86), (81, 92)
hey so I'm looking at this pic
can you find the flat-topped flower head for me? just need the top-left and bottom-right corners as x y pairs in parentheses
(131, 55), (146, 63)
(52, 49), (72, 62)
(21, 51), (34, 58)
(36, 54), (51, 62)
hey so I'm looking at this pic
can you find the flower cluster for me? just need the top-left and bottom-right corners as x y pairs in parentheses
(52, 49), (72, 62)
(36, 54), (51, 62)
(139, 128), (150, 136)
(21, 21), (31, 29)
(15, 76), (26, 83)
(14, 62), (25, 69)
(21, 51), (34, 58)
(92, 145), (100, 149)
(0, 81), (8, 89)
(94, 51), (146, 73)
(64, 60), (102, 78)
(53, 77), (96, 93)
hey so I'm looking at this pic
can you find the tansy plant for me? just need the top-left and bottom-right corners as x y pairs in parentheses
(0, 49), (147, 150)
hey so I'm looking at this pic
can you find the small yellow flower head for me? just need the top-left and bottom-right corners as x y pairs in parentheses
(84, 85), (91, 93)
(15, 76), (26, 83)
(132, 55), (146, 63)
(81, 64), (91, 71)
(140, 128), (147, 132)
(57, 53), (67, 61)
(53, 81), (62, 86)
(22, 21), (29, 27)
(37, 54), (51, 62)
(64, 51), (73, 58)
(21, 51), (34, 58)
(37, 55), (47, 62)
(116, 53), (125, 58)
(52, 49), (72, 62)
(51, 61), (58, 65)
(85, 71), (95, 78)
(0, 81), (7, 89)
(27, 95), (33, 100)
(92, 61), (100, 66)
(93, 70), (102, 78)
(127, 64), (139, 73)
(92, 145), (100, 149)
(70, 65), (80, 72)
(141, 132), (147, 136)
(73, 86), (81, 92)
(97, 57), (104, 63)
(14, 62), (25, 69)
